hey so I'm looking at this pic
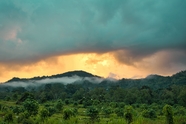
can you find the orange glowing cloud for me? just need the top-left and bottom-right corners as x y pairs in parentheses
(0, 52), (149, 83)
(1, 50), (185, 83)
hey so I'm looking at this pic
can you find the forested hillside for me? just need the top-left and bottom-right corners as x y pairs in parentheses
(0, 70), (186, 123)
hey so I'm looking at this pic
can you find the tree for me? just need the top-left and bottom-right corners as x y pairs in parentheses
(178, 90), (186, 107)
(124, 106), (133, 124)
(40, 108), (49, 122)
(4, 112), (13, 123)
(63, 108), (74, 120)
(23, 98), (39, 116)
(102, 107), (112, 118)
(47, 106), (57, 116)
(87, 106), (99, 123)
(13, 106), (24, 115)
(142, 109), (157, 119)
(163, 104), (174, 124)
(115, 108), (124, 117)
(55, 99), (63, 112)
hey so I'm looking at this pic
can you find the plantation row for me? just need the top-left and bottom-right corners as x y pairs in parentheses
(0, 93), (186, 124)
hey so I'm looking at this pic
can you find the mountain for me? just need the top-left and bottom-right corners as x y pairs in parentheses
(2, 70), (186, 90)
(6, 70), (101, 83)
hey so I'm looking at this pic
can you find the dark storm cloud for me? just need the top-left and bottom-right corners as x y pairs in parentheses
(0, 0), (186, 66)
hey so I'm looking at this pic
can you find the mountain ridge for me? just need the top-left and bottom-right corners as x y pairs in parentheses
(5, 70), (186, 82)
(1, 70), (186, 90)
(6, 70), (101, 83)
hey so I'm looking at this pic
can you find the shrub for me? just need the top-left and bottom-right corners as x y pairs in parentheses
(4, 112), (13, 123)
(63, 108), (74, 120)
(23, 99), (39, 116)
(174, 106), (186, 116)
(142, 109), (157, 119)
(163, 104), (174, 124)
(87, 106), (99, 122)
(115, 108), (124, 117)
(40, 108), (49, 121)
(13, 106), (24, 115)
(22, 118), (34, 124)
(47, 107), (57, 116)
(102, 107), (112, 118)
(55, 99), (63, 112)
(124, 106), (133, 124)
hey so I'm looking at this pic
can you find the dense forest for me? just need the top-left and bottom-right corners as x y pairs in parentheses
(0, 70), (186, 124)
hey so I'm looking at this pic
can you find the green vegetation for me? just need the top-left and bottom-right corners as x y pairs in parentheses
(163, 104), (174, 124)
(0, 70), (186, 123)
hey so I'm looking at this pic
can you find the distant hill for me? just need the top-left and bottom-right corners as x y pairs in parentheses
(6, 70), (101, 83)
(3, 70), (186, 90)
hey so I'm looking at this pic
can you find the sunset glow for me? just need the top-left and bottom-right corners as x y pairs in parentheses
(0, 52), (144, 82)
(1, 50), (183, 82)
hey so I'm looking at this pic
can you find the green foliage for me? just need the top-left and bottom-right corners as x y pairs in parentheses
(47, 106), (57, 116)
(109, 102), (118, 108)
(65, 99), (70, 105)
(12, 106), (24, 114)
(1, 70), (186, 124)
(178, 90), (186, 107)
(124, 106), (133, 124)
(142, 109), (157, 119)
(40, 108), (49, 121)
(174, 106), (186, 116)
(63, 108), (76, 120)
(4, 112), (13, 123)
(23, 98), (39, 116)
(83, 99), (92, 107)
(163, 104), (174, 124)
(87, 106), (99, 122)
(55, 99), (63, 112)
(5, 96), (11, 101)
(115, 108), (124, 117)
(17, 113), (26, 123)
(0, 103), (2, 110)
(73, 101), (78, 106)
(102, 107), (112, 117)
(21, 118), (34, 124)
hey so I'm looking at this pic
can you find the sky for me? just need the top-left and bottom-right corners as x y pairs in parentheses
(0, 0), (186, 82)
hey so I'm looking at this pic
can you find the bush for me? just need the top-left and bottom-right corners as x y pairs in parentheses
(65, 99), (70, 105)
(23, 99), (39, 116)
(13, 106), (24, 114)
(22, 118), (34, 124)
(109, 102), (118, 108)
(40, 108), (49, 121)
(142, 109), (157, 119)
(47, 107), (57, 116)
(102, 107), (112, 117)
(174, 106), (186, 116)
(17, 113), (25, 123)
(87, 106), (99, 122)
(55, 99), (63, 112)
(83, 99), (92, 107)
(115, 108), (124, 117)
(163, 104), (174, 124)
(63, 108), (74, 120)
(124, 106), (133, 124)
(4, 112), (13, 123)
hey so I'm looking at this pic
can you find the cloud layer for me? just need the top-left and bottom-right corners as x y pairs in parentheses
(0, 0), (186, 81)
(2, 76), (105, 88)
